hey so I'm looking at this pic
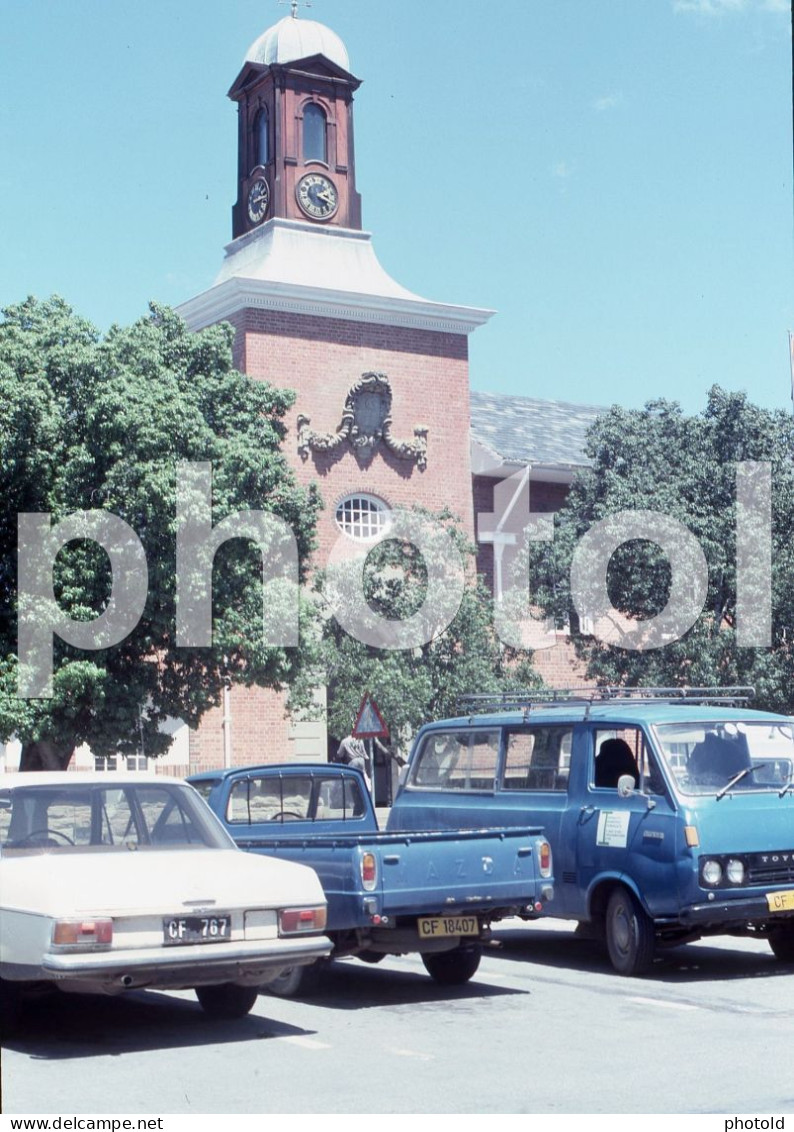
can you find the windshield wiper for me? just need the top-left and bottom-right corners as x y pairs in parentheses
(716, 763), (770, 801)
(779, 777), (794, 798)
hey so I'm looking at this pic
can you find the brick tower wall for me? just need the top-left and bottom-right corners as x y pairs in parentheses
(232, 308), (475, 557)
(188, 307), (475, 774)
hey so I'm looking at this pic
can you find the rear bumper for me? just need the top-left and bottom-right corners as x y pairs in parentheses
(34, 935), (332, 990)
(376, 890), (553, 922)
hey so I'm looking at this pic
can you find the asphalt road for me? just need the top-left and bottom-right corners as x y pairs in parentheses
(2, 919), (793, 1115)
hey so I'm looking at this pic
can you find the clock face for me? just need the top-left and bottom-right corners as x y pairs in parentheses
(247, 177), (270, 224)
(296, 173), (339, 221)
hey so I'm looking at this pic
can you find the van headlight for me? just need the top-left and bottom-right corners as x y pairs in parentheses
(726, 859), (745, 885)
(701, 859), (722, 886)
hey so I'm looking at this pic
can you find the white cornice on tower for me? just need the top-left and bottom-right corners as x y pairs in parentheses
(177, 218), (494, 336)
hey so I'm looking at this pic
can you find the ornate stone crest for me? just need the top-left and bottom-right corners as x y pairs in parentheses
(297, 372), (428, 469)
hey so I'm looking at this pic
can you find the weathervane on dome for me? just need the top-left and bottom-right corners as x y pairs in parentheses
(279, 0), (312, 17)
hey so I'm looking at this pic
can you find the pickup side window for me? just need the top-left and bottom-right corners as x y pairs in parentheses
(411, 730), (500, 791)
(502, 727), (573, 791)
(315, 776), (366, 820)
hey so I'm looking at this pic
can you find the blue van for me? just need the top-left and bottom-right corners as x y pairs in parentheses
(387, 688), (794, 975)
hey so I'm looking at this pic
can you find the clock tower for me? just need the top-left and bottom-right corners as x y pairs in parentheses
(177, 10), (493, 773)
(229, 10), (362, 236)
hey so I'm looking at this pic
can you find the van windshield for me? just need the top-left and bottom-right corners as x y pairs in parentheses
(654, 721), (794, 796)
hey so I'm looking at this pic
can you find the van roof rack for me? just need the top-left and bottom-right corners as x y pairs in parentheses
(457, 686), (756, 720)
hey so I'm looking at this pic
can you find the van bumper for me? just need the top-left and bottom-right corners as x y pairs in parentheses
(679, 894), (794, 929)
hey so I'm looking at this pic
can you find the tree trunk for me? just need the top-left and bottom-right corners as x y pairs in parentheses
(18, 739), (76, 772)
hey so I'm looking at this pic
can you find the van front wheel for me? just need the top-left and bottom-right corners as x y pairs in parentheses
(605, 888), (655, 976)
(768, 924), (794, 962)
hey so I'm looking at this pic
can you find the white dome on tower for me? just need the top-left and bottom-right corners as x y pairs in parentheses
(245, 14), (350, 72)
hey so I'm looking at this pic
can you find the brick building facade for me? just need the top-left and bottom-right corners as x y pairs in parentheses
(173, 11), (603, 777)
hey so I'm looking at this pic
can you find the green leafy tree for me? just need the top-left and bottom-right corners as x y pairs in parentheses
(0, 296), (320, 769)
(525, 387), (794, 711)
(299, 509), (539, 753)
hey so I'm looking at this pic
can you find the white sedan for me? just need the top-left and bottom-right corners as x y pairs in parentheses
(0, 772), (332, 1027)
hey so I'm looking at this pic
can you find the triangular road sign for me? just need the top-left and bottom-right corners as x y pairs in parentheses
(352, 693), (388, 738)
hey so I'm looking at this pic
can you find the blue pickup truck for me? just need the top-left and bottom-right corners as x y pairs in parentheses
(387, 688), (794, 976)
(189, 762), (553, 993)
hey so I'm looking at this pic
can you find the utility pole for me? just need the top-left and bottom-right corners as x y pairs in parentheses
(221, 656), (233, 769)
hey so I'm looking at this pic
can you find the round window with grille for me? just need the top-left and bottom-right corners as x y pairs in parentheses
(335, 494), (391, 541)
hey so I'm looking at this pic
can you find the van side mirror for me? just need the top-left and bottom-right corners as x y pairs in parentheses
(617, 774), (635, 799)
(617, 774), (656, 808)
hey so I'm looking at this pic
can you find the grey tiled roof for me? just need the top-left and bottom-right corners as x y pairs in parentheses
(470, 389), (606, 467)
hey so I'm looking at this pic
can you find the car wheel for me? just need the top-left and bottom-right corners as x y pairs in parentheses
(195, 982), (259, 1019)
(421, 944), (482, 986)
(605, 887), (655, 976)
(0, 978), (21, 1037)
(768, 924), (794, 962)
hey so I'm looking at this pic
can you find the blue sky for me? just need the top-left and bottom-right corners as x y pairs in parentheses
(0, 0), (791, 413)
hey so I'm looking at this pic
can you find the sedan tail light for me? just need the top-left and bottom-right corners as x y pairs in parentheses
(278, 906), (327, 936)
(52, 919), (113, 949)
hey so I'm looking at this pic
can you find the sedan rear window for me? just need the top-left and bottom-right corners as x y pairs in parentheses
(0, 782), (232, 852)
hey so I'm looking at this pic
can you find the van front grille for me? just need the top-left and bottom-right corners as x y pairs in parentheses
(746, 850), (794, 886)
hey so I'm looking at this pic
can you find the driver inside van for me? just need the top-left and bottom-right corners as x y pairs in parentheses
(594, 738), (640, 790)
